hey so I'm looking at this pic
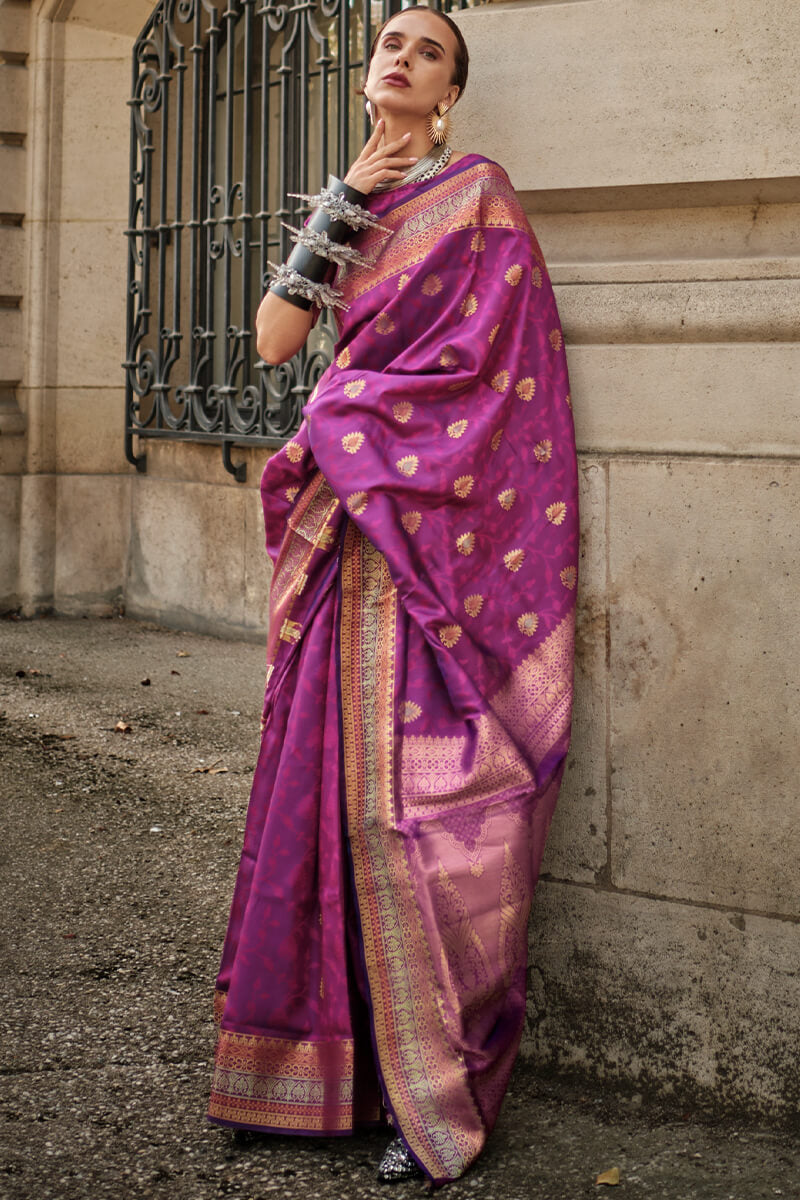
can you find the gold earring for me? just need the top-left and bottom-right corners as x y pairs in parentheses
(426, 102), (451, 146)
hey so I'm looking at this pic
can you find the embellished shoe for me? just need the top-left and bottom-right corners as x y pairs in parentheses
(377, 1136), (424, 1182)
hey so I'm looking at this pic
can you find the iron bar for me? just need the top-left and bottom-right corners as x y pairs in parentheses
(125, 0), (480, 479)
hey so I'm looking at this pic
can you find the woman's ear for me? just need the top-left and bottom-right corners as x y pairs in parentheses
(444, 83), (460, 110)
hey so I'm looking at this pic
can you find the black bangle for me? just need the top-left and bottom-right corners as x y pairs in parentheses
(268, 176), (384, 311)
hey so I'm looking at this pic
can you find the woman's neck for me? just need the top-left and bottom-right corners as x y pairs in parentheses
(377, 110), (436, 163)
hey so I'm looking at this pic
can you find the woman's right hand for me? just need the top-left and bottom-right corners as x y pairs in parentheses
(343, 120), (419, 195)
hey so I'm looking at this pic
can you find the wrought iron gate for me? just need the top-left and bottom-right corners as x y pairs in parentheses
(124, 0), (476, 480)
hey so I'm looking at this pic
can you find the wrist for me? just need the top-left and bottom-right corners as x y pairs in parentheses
(268, 176), (386, 312)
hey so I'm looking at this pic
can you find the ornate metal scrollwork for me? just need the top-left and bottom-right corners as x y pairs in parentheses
(124, 0), (474, 480)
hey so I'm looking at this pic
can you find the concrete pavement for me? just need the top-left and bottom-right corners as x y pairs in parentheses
(1, 616), (798, 1200)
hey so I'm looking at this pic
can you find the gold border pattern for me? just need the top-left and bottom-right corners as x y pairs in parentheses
(339, 526), (486, 1182)
(342, 162), (543, 305)
(401, 613), (575, 812)
(209, 992), (377, 1131)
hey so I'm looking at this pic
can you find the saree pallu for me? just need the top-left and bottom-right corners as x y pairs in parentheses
(208, 155), (579, 1183)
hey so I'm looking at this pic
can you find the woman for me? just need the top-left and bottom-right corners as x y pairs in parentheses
(208, 6), (578, 1184)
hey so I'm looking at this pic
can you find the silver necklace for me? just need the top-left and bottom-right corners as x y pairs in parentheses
(373, 143), (453, 192)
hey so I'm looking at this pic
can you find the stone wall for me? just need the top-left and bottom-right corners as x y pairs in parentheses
(4, 0), (799, 1121)
(452, 1), (800, 1119)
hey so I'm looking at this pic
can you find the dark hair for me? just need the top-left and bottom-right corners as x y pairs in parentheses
(364, 6), (469, 102)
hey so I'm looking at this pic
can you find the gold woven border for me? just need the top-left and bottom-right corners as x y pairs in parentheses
(209, 992), (379, 1132)
(338, 526), (486, 1181)
(342, 161), (540, 305)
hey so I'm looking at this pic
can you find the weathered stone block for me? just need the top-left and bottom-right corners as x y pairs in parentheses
(0, 145), (26, 212)
(0, 474), (21, 609)
(0, 1), (31, 54)
(58, 57), (130, 222)
(62, 1), (157, 49)
(568, 344), (800, 458)
(54, 388), (129, 475)
(0, 64), (27, 132)
(526, 882), (800, 1119)
(0, 226), (26, 296)
(455, 2), (800, 190)
(54, 221), (127, 389)
(608, 459), (800, 914)
(54, 474), (131, 614)
(542, 456), (607, 883)
(0, 306), (24, 381)
(127, 475), (259, 637)
(555, 279), (800, 346)
(243, 482), (270, 637)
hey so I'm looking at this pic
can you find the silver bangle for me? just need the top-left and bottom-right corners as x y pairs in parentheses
(287, 187), (390, 233)
(266, 262), (349, 310)
(281, 222), (373, 269)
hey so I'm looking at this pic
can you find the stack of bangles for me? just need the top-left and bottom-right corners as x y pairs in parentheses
(267, 175), (389, 312)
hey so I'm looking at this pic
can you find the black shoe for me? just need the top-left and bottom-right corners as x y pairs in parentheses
(377, 1136), (424, 1182)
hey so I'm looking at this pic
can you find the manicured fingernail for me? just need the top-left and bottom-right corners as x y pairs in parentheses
(409, 157), (419, 163)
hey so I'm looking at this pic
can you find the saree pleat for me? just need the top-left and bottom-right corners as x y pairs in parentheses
(209, 153), (578, 1181)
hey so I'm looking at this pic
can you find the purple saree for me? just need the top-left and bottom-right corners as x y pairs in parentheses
(208, 155), (578, 1183)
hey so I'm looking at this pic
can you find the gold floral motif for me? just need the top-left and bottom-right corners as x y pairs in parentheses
(546, 501), (567, 526)
(285, 441), (304, 462)
(392, 401), (413, 424)
(454, 475), (474, 498)
(279, 618), (302, 643)
(504, 548), (525, 573)
(456, 531), (476, 556)
(401, 511), (422, 535)
(560, 565), (577, 590)
(435, 863), (492, 1007)
(422, 273), (443, 295)
(342, 431), (365, 454)
(401, 615), (575, 807)
(447, 419), (468, 439)
(375, 312), (395, 335)
(460, 293), (478, 317)
(498, 488), (517, 511)
(344, 379), (366, 399)
(491, 370), (510, 394)
(515, 377), (536, 402)
(438, 624), (462, 648)
(490, 428), (504, 452)
(439, 345), (458, 368)
(470, 231), (486, 252)
(517, 612), (539, 637)
(401, 700), (422, 724)
(469, 862), (484, 878)
(398, 273), (411, 290)
(505, 263), (523, 286)
(534, 440), (552, 463)
(285, 486), (299, 502)
(549, 329), (563, 352)
(347, 491), (369, 515)
(565, 392), (572, 409)
(498, 842), (528, 988)
(336, 347), (351, 368)
(488, 324), (500, 345)
(396, 454), (419, 477)
(464, 594), (484, 618)
(531, 266), (543, 289)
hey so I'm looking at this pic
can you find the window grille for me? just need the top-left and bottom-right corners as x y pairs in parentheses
(124, 0), (477, 481)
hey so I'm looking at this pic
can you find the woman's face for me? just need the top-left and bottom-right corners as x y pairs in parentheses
(365, 10), (460, 122)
